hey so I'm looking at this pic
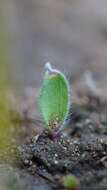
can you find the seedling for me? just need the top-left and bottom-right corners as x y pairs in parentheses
(38, 62), (70, 134)
(63, 174), (79, 190)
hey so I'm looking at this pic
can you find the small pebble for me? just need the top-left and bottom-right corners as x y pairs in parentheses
(54, 160), (58, 164)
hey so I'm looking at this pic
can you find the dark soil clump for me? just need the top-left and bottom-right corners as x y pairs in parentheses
(3, 93), (107, 190)
(18, 123), (107, 190)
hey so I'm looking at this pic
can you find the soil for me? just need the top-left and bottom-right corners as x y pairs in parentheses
(1, 93), (107, 190)
(16, 94), (107, 190)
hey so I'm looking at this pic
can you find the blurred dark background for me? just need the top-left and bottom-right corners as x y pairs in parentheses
(1, 0), (107, 95)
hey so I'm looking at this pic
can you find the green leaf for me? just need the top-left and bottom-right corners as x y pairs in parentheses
(38, 63), (70, 129)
